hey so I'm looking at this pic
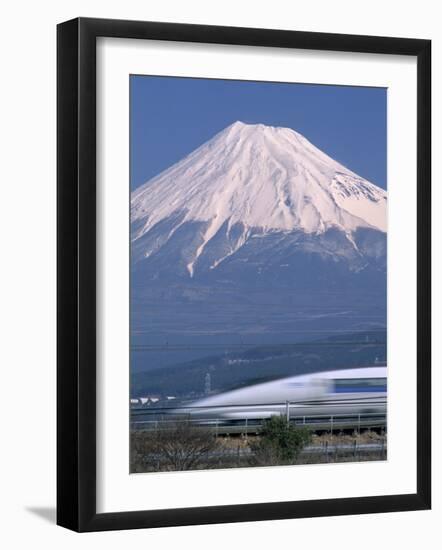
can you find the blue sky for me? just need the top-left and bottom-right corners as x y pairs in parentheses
(130, 75), (386, 191)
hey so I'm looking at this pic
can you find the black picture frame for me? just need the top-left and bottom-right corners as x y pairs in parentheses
(57, 17), (431, 532)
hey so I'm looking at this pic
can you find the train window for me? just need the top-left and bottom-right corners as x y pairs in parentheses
(333, 377), (387, 393)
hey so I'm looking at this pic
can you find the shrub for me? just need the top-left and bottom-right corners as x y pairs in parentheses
(250, 415), (311, 465)
(131, 420), (218, 472)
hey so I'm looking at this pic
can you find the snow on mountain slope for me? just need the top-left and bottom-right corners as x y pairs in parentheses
(131, 121), (387, 277)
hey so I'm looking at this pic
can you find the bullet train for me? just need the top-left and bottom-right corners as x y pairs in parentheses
(179, 366), (387, 428)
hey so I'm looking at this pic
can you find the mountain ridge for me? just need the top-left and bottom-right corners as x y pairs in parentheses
(131, 329), (387, 398)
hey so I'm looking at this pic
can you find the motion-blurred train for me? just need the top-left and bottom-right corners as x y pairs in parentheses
(178, 366), (387, 431)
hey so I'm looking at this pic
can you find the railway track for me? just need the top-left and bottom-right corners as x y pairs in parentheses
(130, 413), (386, 435)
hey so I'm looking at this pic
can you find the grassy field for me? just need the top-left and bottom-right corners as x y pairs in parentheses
(130, 429), (387, 473)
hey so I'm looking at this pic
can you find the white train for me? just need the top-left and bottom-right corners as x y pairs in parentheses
(179, 366), (387, 430)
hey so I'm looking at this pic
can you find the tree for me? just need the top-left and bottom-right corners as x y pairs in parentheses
(250, 415), (311, 466)
(131, 420), (218, 472)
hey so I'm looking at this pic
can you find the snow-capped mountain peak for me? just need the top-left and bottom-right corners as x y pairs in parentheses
(131, 121), (387, 277)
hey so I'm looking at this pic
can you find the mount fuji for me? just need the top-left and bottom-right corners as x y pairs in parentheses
(132, 121), (386, 282)
(130, 122), (386, 370)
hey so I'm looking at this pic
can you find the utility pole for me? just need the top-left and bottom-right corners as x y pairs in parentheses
(285, 401), (290, 424)
(204, 372), (211, 395)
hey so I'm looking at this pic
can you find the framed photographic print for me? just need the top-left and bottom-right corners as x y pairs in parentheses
(57, 17), (431, 532)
